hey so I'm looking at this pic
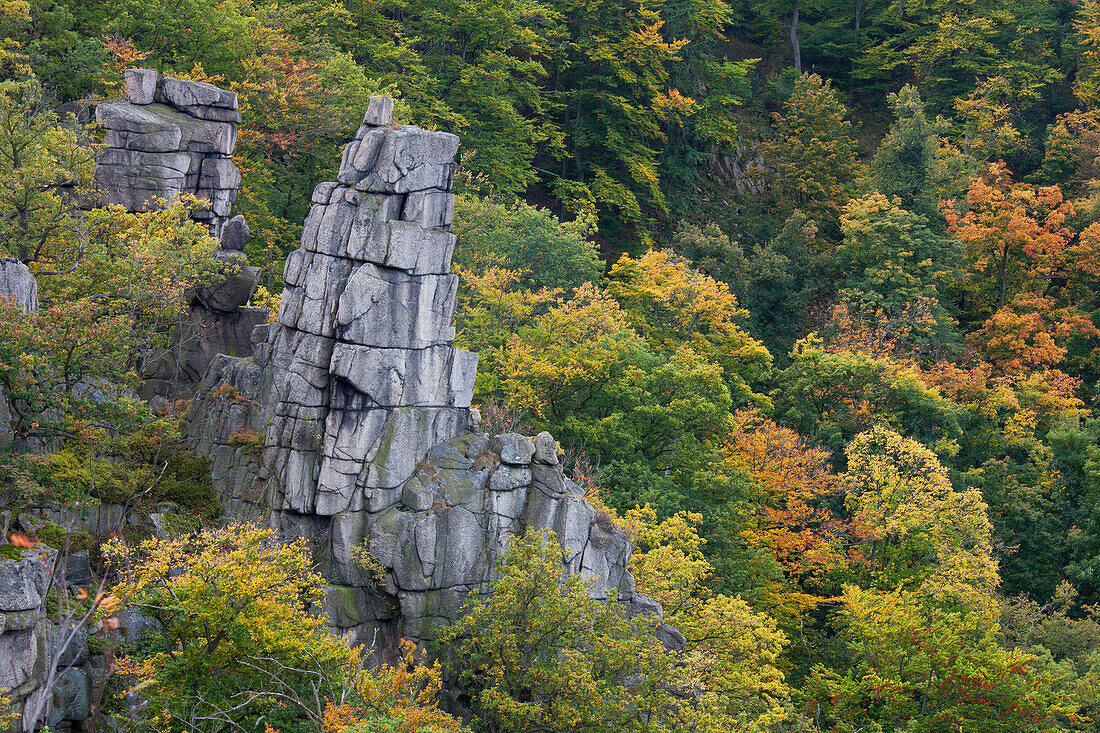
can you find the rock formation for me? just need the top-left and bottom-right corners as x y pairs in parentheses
(94, 69), (241, 238)
(0, 259), (38, 448)
(94, 70), (266, 391)
(0, 259), (38, 313)
(0, 550), (52, 732)
(186, 97), (677, 661)
(0, 547), (96, 733)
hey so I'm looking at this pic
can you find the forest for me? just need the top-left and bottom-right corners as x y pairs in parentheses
(6, 0), (1100, 731)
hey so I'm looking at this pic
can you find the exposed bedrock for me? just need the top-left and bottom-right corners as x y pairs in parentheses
(95, 70), (263, 390)
(185, 98), (680, 661)
(94, 69), (241, 237)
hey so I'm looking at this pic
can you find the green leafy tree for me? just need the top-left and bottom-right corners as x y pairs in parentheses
(1077, 0), (1100, 110)
(806, 585), (1077, 733)
(604, 249), (772, 407)
(842, 426), (999, 605)
(0, 78), (96, 269)
(106, 524), (467, 733)
(835, 192), (960, 347)
(868, 84), (963, 221)
(774, 336), (961, 464)
(548, 0), (695, 248)
(858, 0), (1060, 112)
(452, 192), (601, 291)
(763, 73), (862, 238)
(438, 529), (686, 733)
(105, 0), (255, 78)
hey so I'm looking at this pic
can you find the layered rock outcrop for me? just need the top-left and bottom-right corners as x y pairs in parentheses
(186, 98), (676, 659)
(95, 69), (241, 238)
(0, 547), (96, 733)
(94, 70), (266, 390)
(0, 550), (52, 732)
(0, 259), (38, 448)
(0, 259), (38, 313)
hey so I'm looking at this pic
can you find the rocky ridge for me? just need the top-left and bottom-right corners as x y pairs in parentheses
(186, 97), (677, 658)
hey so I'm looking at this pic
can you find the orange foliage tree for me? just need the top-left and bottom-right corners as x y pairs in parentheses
(946, 163), (1100, 376)
(727, 409), (861, 606)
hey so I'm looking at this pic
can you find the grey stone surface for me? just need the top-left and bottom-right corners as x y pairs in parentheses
(490, 434), (536, 466)
(51, 624), (88, 668)
(50, 666), (90, 724)
(144, 306), (269, 388)
(95, 74), (240, 234)
(103, 127), (182, 153)
(357, 128), (459, 194)
(0, 258), (38, 312)
(97, 73), (274, 390)
(330, 343), (477, 408)
(221, 214), (250, 251)
(62, 550), (93, 588)
(184, 99), (675, 672)
(533, 431), (560, 465)
(402, 190), (454, 230)
(124, 68), (160, 105)
(336, 266), (458, 348)
(0, 622), (45, 692)
(159, 77), (239, 113)
(363, 96), (394, 126)
(195, 250), (260, 313)
(0, 552), (49, 612)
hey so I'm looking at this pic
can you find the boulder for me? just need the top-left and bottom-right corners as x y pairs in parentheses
(220, 214), (250, 251)
(490, 434), (536, 466)
(49, 667), (90, 724)
(124, 68), (160, 105)
(0, 621), (45, 692)
(363, 95), (394, 126)
(533, 431), (560, 465)
(0, 553), (50, 612)
(194, 251), (260, 314)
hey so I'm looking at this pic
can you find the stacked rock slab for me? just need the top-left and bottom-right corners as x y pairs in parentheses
(0, 548), (94, 733)
(262, 95), (476, 518)
(94, 70), (266, 390)
(186, 97), (678, 661)
(94, 69), (241, 238)
(0, 550), (51, 733)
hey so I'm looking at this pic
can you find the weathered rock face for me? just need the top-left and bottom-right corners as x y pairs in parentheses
(0, 259), (38, 447)
(95, 69), (241, 239)
(186, 99), (677, 661)
(0, 548), (94, 733)
(354, 430), (642, 644)
(0, 551), (50, 733)
(95, 70), (264, 392)
(189, 99), (472, 519)
(0, 259), (38, 313)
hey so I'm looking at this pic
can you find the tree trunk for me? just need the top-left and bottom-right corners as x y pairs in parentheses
(849, 0), (864, 103)
(791, 0), (802, 73)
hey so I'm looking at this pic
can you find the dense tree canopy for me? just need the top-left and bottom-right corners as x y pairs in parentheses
(13, 0), (1100, 730)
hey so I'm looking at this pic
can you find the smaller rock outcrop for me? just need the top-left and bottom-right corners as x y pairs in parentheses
(0, 548), (94, 732)
(0, 260), (38, 447)
(95, 69), (241, 239)
(94, 69), (265, 393)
